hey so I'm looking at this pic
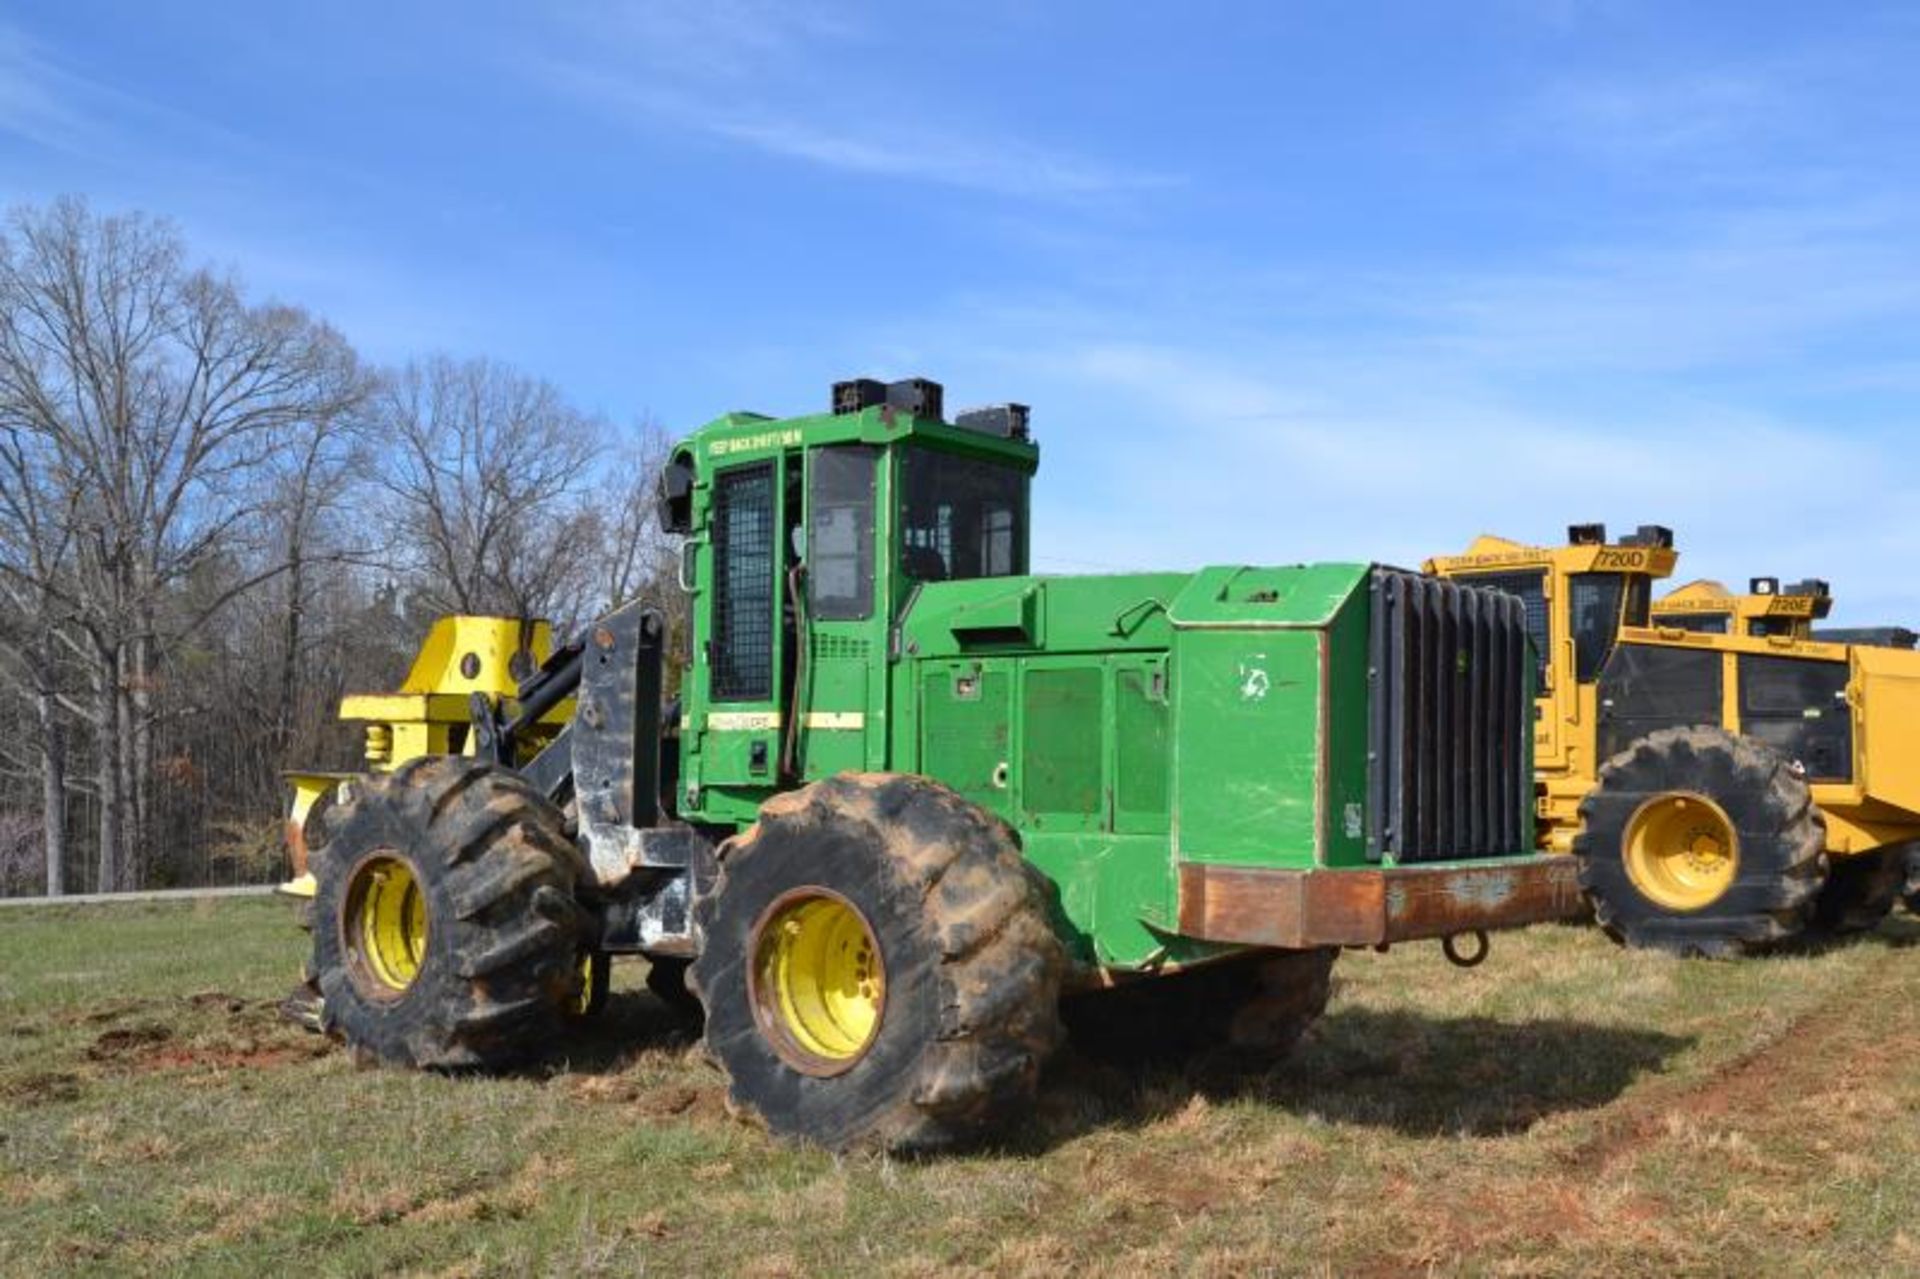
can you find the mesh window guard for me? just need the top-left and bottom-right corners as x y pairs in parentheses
(711, 464), (776, 701)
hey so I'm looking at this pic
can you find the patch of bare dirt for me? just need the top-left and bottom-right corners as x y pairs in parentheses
(140, 1041), (328, 1071)
(560, 1072), (725, 1122)
(84, 1023), (172, 1061)
(2, 1070), (83, 1104)
(1562, 964), (1915, 1177)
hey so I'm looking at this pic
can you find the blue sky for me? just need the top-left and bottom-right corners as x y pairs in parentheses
(3, 2), (1918, 622)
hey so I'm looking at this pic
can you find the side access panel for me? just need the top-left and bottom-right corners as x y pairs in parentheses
(1170, 627), (1323, 870)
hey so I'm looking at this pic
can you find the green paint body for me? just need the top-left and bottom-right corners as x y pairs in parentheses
(669, 399), (1533, 972)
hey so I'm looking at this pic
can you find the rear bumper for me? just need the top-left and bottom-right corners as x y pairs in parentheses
(1176, 856), (1583, 949)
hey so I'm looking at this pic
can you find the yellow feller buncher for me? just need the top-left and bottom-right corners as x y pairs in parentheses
(1428, 524), (1920, 954)
(1651, 576), (1831, 640)
(278, 616), (581, 1024)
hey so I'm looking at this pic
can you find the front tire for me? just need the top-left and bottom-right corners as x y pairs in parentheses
(1574, 727), (1825, 957)
(310, 757), (588, 1069)
(690, 774), (1065, 1152)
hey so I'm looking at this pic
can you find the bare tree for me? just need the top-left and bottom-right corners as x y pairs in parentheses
(0, 197), (365, 890)
(376, 355), (604, 626)
(0, 196), (685, 897)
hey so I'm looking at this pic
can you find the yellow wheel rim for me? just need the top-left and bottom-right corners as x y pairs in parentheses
(572, 952), (599, 1017)
(750, 890), (885, 1074)
(346, 855), (428, 995)
(1623, 792), (1740, 912)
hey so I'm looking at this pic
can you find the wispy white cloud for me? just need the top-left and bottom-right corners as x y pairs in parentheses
(0, 26), (101, 155)
(852, 189), (1920, 625)
(1402, 204), (1920, 371)
(585, 0), (866, 81)
(0, 21), (259, 169)
(1009, 337), (1913, 625)
(1534, 68), (1781, 158)
(525, 5), (1175, 199)
(704, 114), (1174, 198)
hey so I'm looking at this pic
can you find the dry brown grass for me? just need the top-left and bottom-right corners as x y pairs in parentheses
(2, 898), (1917, 1276)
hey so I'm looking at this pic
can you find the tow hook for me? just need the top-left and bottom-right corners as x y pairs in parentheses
(1442, 929), (1490, 969)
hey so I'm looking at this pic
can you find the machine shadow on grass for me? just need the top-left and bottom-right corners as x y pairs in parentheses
(530, 979), (1691, 1152)
(1016, 1007), (1694, 1151)
(536, 987), (706, 1076)
(1802, 913), (1920, 953)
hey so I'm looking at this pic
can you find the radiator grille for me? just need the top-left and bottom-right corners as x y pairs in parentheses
(1367, 567), (1531, 862)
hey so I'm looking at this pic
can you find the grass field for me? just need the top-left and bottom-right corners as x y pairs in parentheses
(2, 897), (1917, 1277)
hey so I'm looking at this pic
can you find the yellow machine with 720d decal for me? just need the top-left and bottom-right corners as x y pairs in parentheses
(1429, 524), (1920, 955)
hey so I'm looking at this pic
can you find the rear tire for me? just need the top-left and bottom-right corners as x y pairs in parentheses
(645, 956), (703, 1023)
(690, 773), (1064, 1152)
(1575, 727), (1825, 957)
(1064, 948), (1336, 1064)
(310, 757), (589, 1069)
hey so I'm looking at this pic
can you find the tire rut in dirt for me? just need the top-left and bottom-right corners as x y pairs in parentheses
(1574, 726), (1825, 957)
(309, 757), (589, 1070)
(689, 772), (1065, 1152)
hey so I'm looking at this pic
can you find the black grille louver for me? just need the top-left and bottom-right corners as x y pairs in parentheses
(1367, 567), (1531, 862)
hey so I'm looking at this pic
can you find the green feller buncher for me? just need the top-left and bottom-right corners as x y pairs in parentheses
(297, 377), (1581, 1151)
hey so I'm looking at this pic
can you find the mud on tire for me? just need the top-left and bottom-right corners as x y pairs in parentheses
(1574, 726), (1825, 957)
(310, 757), (589, 1069)
(690, 773), (1065, 1152)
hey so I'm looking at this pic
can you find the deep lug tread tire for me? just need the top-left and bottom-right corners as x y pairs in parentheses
(689, 773), (1065, 1152)
(644, 957), (703, 1023)
(310, 757), (588, 1070)
(1902, 842), (1920, 917)
(1573, 726), (1825, 957)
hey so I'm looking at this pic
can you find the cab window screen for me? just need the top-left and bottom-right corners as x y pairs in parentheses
(1656, 614), (1730, 634)
(1747, 617), (1797, 638)
(900, 447), (1027, 583)
(1570, 573), (1627, 682)
(710, 463), (775, 701)
(1463, 571), (1549, 688)
(808, 447), (877, 621)
(1624, 576), (1652, 627)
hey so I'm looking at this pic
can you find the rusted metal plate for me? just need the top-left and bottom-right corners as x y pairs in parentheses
(1177, 857), (1583, 948)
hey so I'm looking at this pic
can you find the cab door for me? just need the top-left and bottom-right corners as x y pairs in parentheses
(699, 459), (788, 788)
(799, 445), (882, 779)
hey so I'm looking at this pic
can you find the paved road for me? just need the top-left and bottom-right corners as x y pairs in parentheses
(0, 884), (280, 909)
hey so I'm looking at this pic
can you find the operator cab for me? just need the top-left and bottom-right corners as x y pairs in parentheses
(656, 377), (1037, 823)
(1652, 577), (1831, 640)
(1424, 523), (1676, 776)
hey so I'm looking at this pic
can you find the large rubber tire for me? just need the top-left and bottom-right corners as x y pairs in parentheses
(310, 757), (589, 1069)
(1574, 727), (1825, 957)
(1064, 948), (1336, 1064)
(1812, 847), (1902, 935)
(645, 956), (704, 1024)
(690, 773), (1065, 1152)
(1903, 842), (1920, 916)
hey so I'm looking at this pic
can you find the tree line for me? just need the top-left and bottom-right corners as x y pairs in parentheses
(0, 198), (681, 896)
